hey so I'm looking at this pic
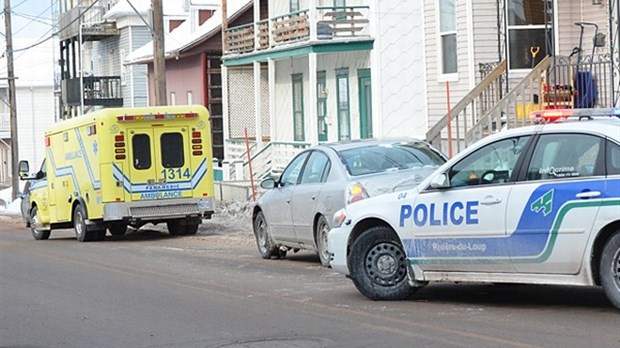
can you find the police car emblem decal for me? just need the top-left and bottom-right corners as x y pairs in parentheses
(530, 189), (554, 216)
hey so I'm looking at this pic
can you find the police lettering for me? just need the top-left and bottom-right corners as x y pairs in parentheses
(399, 201), (479, 227)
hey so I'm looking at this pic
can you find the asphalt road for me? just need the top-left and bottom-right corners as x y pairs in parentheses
(1, 214), (619, 348)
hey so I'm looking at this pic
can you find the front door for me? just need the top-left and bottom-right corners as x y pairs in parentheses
(358, 69), (372, 139)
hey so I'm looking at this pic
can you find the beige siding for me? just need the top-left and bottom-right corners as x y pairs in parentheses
(424, 0), (474, 129)
(472, 0), (503, 74)
(557, 1), (608, 57)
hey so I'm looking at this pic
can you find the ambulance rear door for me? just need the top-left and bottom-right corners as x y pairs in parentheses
(127, 126), (192, 201)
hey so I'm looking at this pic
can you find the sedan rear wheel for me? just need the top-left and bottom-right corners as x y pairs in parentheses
(30, 206), (50, 241)
(600, 232), (620, 310)
(253, 211), (277, 259)
(315, 215), (330, 267)
(350, 226), (416, 300)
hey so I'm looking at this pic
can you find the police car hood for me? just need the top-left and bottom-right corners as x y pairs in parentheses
(358, 165), (438, 197)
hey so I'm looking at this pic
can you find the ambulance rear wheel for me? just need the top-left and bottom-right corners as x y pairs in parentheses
(167, 220), (185, 236)
(74, 204), (95, 242)
(184, 223), (199, 235)
(108, 222), (128, 236)
(350, 226), (416, 300)
(30, 206), (50, 241)
(600, 232), (620, 310)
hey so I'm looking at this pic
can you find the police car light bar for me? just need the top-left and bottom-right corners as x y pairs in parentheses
(116, 113), (198, 122)
(530, 108), (620, 123)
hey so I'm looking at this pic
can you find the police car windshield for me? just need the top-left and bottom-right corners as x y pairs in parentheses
(339, 142), (445, 176)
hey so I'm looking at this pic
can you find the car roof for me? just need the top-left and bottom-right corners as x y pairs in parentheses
(481, 118), (620, 144)
(316, 138), (428, 152)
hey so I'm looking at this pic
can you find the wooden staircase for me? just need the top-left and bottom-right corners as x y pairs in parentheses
(426, 56), (553, 156)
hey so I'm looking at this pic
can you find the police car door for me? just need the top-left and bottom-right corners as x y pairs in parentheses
(408, 135), (532, 272)
(507, 132), (606, 274)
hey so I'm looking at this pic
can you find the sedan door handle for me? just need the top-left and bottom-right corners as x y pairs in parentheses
(480, 197), (501, 205)
(311, 195), (316, 200)
(575, 191), (601, 199)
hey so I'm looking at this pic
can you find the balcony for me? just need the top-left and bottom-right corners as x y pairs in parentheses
(225, 5), (370, 55)
(62, 76), (123, 107)
(58, 5), (119, 42)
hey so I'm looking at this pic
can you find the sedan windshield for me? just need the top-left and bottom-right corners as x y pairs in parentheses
(338, 142), (445, 176)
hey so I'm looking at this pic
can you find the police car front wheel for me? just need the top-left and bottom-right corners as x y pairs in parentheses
(600, 231), (620, 310)
(350, 226), (416, 300)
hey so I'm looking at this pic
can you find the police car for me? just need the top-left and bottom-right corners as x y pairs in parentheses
(328, 108), (620, 309)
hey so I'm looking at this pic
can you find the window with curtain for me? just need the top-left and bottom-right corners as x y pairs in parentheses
(292, 74), (305, 141)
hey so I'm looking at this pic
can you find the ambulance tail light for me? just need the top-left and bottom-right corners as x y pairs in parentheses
(346, 182), (370, 205)
(45, 136), (50, 147)
(192, 131), (203, 156)
(114, 134), (126, 160)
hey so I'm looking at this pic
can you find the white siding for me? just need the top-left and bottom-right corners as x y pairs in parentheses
(374, 0), (427, 139)
(15, 86), (55, 167)
(557, 1), (609, 56)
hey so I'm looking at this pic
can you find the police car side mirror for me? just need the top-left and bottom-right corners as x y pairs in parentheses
(260, 177), (277, 190)
(18, 160), (29, 179)
(430, 173), (450, 189)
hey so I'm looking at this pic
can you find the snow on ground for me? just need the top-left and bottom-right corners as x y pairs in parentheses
(0, 186), (22, 216)
(0, 185), (255, 238)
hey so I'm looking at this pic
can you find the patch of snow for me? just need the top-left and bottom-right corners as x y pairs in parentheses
(0, 187), (22, 216)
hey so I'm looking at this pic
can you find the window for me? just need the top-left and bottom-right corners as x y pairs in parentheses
(280, 152), (310, 187)
(292, 74), (305, 141)
(160, 133), (185, 168)
(339, 141), (447, 177)
(317, 71), (328, 142)
(439, 0), (457, 75)
(336, 69), (351, 141)
(290, 0), (300, 12)
(507, 0), (550, 69)
(526, 134), (604, 181)
(607, 140), (620, 175)
(450, 136), (531, 187)
(132, 134), (151, 170)
(300, 151), (330, 184)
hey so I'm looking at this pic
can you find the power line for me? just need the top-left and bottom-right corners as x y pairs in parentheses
(12, 0), (99, 53)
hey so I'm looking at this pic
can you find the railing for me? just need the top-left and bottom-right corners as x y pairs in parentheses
(62, 76), (123, 107)
(224, 5), (370, 54)
(465, 56), (552, 146)
(551, 54), (613, 109)
(426, 60), (507, 154)
(58, 5), (118, 41)
(316, 6), (369, 38)
(272, 10), (310, 45)
(222, 140), (310, 181)
(226, 23), (255, 53)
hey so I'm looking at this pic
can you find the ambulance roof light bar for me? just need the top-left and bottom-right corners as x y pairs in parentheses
(530, 108), (620, 123)
(116, 112), (198, 122)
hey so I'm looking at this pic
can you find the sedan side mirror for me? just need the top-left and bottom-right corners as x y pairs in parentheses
(18, 160), (29, 179)
(430, 173), (450, 189)
(260, 177), (277, 190)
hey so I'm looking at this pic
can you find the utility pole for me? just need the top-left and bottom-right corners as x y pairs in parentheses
(221, 0), (227, 52)
(152, 0), (166, 105)
(4, 0), (19, 201)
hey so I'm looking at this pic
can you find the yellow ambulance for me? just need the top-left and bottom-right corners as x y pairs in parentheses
(18, 105), (215, 242)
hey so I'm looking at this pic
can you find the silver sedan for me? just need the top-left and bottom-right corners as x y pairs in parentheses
(252, 139), (447, 266)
